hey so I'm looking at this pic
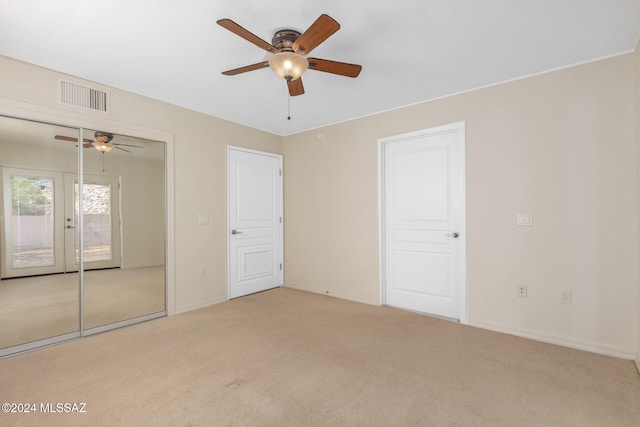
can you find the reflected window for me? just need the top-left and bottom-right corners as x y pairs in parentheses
(10, 175), (54, 268)
(75, 182), (113, 263)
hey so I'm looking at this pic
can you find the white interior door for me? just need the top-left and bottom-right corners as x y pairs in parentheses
(381, 122), (466, 321)
(228, 147), (283, 299)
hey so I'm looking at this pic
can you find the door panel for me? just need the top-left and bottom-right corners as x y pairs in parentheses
(382, 122), (466, 321)
(239, 244), (274, 277)
(228, 148), (283, 299)
(394, 250), (450, 296)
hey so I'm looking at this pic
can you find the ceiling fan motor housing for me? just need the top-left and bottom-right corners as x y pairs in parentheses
(94, 131), (114, 143)
(271, 29), (301, 52)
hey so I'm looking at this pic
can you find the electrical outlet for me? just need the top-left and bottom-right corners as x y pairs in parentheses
(560, 289), (572, 304)
(518, 285), (527, 298)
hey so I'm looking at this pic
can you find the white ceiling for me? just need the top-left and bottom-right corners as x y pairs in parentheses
(0, 0), (639, 136)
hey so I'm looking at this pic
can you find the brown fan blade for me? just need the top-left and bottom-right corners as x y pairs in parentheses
(217, 19), (279, 54)
(287, 77), (304, 96)
(308, 58), (362, 78)
(292, 14), (340, 55)
(222, 61), (270, 76)
(55, 135), (93, 143)
(113, 143), (144, 148)
(83, 143), (94, 148)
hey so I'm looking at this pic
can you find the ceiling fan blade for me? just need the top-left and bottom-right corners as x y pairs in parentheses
(222, 61), (270, 76)
(113, 142), (144, 148)
(308, 58), (362, 78)
(217, 19), (280, 54)
(83, 143), (94, 148)
(114, 146), (132, 153)
(55, 135), (93, 143)
(287, 77), (305, 96)
(292, 14), (340, 55)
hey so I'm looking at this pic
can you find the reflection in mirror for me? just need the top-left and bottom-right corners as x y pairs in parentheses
(78, 128), (166, 330)
(0, 117), (166, 357)
(0, 116), (80, 352)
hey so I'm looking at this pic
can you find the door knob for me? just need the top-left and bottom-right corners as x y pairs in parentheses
(445, 232), (459, 238)
(231, 229), (243, 235)
(66, 225), (75, 229)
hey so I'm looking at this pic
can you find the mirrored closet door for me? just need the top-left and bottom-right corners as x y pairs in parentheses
(78, 128), (166, 331)
(0, 116), (167, 357)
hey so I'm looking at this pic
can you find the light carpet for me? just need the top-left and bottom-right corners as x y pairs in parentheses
(1, 287), (638, 426)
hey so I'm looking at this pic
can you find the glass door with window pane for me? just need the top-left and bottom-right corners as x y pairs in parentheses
(64, 174), (121, 272)
(3, 171), (65, 276)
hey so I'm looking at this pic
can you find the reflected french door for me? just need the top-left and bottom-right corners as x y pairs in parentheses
(1, 168), (121, 278)
(64, 173), (121, 271)
(1, 168), (65, 277)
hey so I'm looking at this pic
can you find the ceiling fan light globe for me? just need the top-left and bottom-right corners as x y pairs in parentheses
(93, 141), (114, 152)
(268, 52), (308, 81)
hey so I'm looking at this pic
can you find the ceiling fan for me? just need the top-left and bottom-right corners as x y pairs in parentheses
(217, 14), (362, 96)
(55, 132), (143, 153)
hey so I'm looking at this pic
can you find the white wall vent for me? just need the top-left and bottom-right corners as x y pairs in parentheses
(60, 80), (109, 112)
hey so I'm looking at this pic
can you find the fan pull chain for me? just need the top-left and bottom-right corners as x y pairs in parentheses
(101, 152), (106, 172)
(287, 93), (291, 120)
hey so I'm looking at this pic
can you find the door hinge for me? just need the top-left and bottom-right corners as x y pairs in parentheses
(279, 169), (282, 177)
(280, 263), (282, 270)
(279, 216), (282, 224)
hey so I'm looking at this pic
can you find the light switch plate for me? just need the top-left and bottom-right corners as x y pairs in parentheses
(198, 214), (209, 225)
(516, 213), (532, 226)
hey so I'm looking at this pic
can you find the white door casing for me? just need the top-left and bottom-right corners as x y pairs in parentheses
(228, 147), (283, 299)
(380, 121), (467, 322)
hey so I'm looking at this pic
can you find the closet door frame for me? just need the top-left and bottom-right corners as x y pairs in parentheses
(0, 102), (174, 358)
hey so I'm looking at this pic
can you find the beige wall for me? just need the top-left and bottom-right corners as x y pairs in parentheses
(0, 54), (283, 314)
(108, 154), (166, 268)
(283, 53), (638, 358)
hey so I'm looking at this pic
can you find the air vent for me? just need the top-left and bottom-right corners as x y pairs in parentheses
(60, 81), (109, 112)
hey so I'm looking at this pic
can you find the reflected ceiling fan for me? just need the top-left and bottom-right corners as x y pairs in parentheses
(217, 14), (362, 96)
(55, 132), (143, 153)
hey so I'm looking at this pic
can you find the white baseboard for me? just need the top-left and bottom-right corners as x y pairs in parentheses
(121, 261), (164, 269)
(635, 353), (640, 374)
(173, 296), (227, 315)
(469, 318), (635, 360)
(284, 282), (379, 306)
